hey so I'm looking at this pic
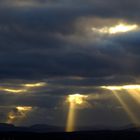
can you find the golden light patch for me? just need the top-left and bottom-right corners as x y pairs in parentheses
(16, 106), (32, 111)
(8, 113), (16, 120)
(2, 88), (27, 93)
(7, 106), (32, 124)
(67, 94), (88, 105)
(23, 82), (46, 87)
(101, 85), (140, 91)
(0, 82), (46, 94)
(92, 23), (138, 34)
(122, 85), (140, 89)
(101, 86), (122, 91)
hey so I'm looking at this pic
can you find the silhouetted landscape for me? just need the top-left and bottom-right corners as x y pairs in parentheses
(0, 123), (140, 140)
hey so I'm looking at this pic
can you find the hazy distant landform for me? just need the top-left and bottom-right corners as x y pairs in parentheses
(0, 123), (140, 132)
(0, 123), (140, 140)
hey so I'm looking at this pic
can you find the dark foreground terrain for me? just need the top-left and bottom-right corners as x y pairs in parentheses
(0, 130), (140, 140)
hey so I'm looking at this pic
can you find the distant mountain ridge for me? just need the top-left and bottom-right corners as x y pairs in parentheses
(0, 123), (139, 133)
(0, 123), (64, 132)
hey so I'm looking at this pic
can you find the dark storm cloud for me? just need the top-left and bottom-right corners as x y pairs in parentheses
(0, 0), (140, 82)
(111, 31), (140, 55)
(0, 0), (140, 128)
(0, 92), (63, 108)
(1, 0), (139, 21)
(48, 76), (137, 87)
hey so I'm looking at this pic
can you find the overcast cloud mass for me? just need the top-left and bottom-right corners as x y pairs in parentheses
(0, 0), (140, 128)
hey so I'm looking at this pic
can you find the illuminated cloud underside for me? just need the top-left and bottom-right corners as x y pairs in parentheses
(16, 106), (32, 111)
(0, 82), (46, 94)
(7, 106), (32, 124)
(23, 82), (46, 87)
(101, 85), (140, 90)
(92, 23), (138, 34)
(0, 88), (27, 93)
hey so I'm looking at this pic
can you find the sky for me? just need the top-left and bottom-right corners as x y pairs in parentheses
(0, 0), (140, 130)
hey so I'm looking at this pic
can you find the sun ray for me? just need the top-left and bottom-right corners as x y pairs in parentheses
(66, 94), (88, 132)
(126, 89), (140, 104)
(66, 102), (75, 132)
(112, 91), (140, 126)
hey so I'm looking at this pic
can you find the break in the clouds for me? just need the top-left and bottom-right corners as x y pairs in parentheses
(0, 0), (140, 128)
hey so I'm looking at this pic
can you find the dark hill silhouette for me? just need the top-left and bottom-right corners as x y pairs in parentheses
(0, 123), (139, 140)
(0, 123), (64, 132)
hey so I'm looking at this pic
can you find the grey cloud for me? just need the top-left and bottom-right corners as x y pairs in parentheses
(0, 0), (140, 127)
(0, 1), (139, 97)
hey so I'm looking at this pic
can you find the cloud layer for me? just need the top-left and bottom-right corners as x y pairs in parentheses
(0, 0), (140, 127)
